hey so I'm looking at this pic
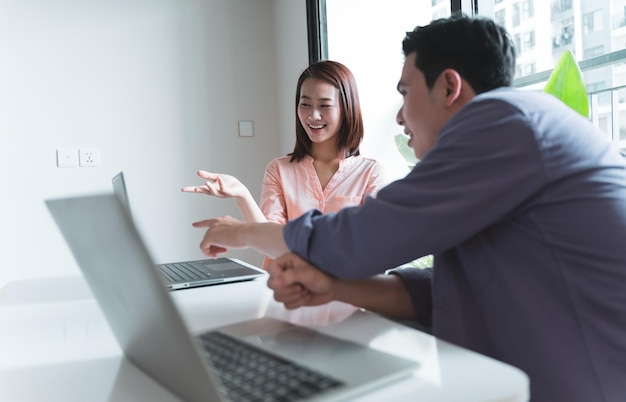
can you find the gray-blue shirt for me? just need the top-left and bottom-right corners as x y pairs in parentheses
(284, 88), (626, 402)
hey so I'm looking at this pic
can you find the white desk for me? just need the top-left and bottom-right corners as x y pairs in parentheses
(0, 275), (529, 402)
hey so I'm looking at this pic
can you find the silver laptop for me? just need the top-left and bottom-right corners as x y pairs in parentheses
(113, 171), (265, 290)
(46, 194), (420, 402)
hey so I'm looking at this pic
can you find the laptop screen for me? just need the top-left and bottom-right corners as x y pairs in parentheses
(112, 172), (133, 220)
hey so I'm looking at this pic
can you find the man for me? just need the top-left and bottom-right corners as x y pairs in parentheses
(193, 15), (626, 402)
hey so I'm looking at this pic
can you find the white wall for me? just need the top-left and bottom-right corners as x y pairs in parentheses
(0, 0), (308, 288)
(273, 0), (311, 155)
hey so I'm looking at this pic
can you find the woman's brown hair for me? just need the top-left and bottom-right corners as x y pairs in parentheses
(290, 61), (364, 162)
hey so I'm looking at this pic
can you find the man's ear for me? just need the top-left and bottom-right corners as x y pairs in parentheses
(441, 69), (463, 107)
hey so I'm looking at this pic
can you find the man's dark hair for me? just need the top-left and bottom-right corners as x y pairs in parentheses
(402, 15), (516, 94)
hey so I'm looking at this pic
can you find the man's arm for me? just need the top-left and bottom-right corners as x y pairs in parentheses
(192, 217), (289, 259)
(267, 253), (415, 319)
(334, 275), (416, 319)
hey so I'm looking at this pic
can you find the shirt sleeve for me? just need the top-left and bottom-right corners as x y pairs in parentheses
(389, 267), (433, 326)
(260, 159), (288, 224)
(364, 160), (389, 199)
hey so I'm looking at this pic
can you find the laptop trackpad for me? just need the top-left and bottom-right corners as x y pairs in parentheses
(252, 327), (362, 359)
(243, 327), (416, 385)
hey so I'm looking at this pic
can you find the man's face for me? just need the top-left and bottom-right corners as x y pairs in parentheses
(396, 53), (450, 160)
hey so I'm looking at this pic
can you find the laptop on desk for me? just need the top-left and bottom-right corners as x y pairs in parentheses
(112, 171), (265, 290)
(46, 194), (420, 402)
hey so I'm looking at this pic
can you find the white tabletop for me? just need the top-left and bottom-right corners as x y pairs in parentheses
(0, 275), (529, 402)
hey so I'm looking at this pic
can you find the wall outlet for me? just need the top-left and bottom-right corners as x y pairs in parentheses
(79, 148), (101, 167)
(57, 148), (79, 167)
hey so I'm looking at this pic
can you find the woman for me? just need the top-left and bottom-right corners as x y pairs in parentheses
(182, 61), (387, 259)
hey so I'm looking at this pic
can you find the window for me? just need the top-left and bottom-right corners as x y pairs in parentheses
(522, 0), (533, 20)
(514, 33), (522, 56)
(553, 18), (574, 49)
(317, 0), (626, 154)
(587, 81), (610, 105)
(560, 21), (574, 45)
(612, 8), (626, 29)
(495, 9), (506, 27)
(523, 31), (535, 52)
(512, 3), (521, 27)
(553, 0), (572, 14)
(584, 45), (605, 59)
(524, 63), (536, 75)
(561, 0), (572, 12)
(551, 0), (573, 17)
(324, 0), (450, 178)
(433, 7), (449, 19)
(583, 10), (603, 34)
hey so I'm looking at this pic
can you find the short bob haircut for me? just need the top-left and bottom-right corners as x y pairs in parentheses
(290, 60), (364, 162)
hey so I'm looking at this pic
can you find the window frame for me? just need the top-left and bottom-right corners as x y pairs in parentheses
(305, 0), (328, 63)
(306, 0), (468, 64)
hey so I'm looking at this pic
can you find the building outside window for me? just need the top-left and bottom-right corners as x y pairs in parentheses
(555, 20), (575, 48)
(512, 3), (521, 26)
(495, 9), (506, 26)
(523, 30), (536, 51)
(524, 62), (537, 75)
(522, 0), (534, 20)
(514, 33), (522, 56)
(587, 81), (611, 105)
(583, 9), (604, 33)
(584, 45), (605, 58)
(480, 0), (626, 151)
(553, 0), (573, 14)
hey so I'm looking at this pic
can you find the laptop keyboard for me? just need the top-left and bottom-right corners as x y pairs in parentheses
(199, 331), (344, 402)
(158, 262), (209, 282)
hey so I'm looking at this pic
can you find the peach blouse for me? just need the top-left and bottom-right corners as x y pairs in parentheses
(260, 154), (388, 224)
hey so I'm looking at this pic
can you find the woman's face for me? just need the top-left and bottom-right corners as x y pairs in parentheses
(297, 78), (342, 146)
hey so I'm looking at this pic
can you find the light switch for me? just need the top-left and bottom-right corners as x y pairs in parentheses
(238, 120), (254, 137)
(57, 148), (79, 167)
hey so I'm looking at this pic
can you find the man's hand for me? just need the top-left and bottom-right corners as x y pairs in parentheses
(192, 216), (248, 257)
(267, 253), (417, 319)
(266, 253), (337, 309)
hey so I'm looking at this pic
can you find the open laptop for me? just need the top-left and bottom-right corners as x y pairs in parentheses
(46, 193), (420, 402)
(112, 171), (265, 290)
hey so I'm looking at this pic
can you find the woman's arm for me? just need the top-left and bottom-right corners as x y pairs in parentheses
(182, 170), (266, 222)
